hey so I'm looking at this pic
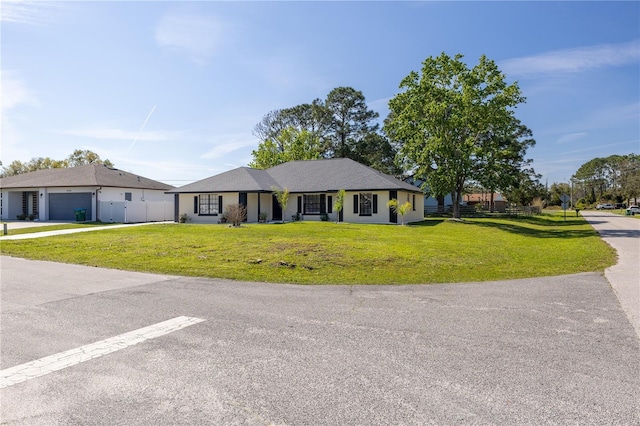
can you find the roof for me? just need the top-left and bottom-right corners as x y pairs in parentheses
(167, 167), (279, 193)
(168, 158), (422, 194)
(464, 193), (506, 202)
(0, 164), (174, 191)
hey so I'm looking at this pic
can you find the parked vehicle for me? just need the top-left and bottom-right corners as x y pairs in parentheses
(626, 205), (639, 215)
(596, 203), (614, 210)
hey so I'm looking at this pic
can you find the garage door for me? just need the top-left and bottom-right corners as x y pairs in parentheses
(49, 193), (92, 220)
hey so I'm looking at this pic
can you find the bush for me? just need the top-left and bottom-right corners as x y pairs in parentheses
(224, 204), (247, 227)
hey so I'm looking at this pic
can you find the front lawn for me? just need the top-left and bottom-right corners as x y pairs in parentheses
(0, 214), (615, 284)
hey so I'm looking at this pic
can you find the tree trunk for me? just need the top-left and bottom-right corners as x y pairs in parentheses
(452, 190), (460, 219)
(490, 191), (495, 213)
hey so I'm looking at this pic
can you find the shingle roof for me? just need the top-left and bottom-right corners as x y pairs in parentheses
(0, 164), (173, 190)
(167, 167), (279, 193)
(169, 158), (421, 194)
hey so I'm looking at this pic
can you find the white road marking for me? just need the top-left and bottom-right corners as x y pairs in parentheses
(0, 316), (205, 389)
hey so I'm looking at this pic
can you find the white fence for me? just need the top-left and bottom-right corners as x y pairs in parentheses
(98, 201), (174, 223)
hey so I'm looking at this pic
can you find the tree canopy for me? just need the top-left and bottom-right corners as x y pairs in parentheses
(251, 87), (400, 175)
(384, 53), (533, 218)
(249, 127), (322, 169)
(571, 153), (640, 205)
(1, 150), (114, 177)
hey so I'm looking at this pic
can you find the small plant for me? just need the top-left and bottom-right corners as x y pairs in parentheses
(16, 213), (27, 220)
(321, 213), (329, 221)
(334, 189), (345, 223)
(292, 212), (300, 221)
(224, 204), (247, 227)
(387, 199), (412, 225)
(272, 186), (290, 223)
(179, 213), (189, 223)
(28, 214), (36, 221)
(259, 211), (268, 223)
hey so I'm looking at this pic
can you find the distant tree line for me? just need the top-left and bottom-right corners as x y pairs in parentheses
(560, 154), (639, 207)
(0, 150), (114, 177)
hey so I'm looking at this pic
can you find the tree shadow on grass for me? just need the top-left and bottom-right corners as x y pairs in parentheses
(409, 220), (446, 227)
(468, 220), (599, 239)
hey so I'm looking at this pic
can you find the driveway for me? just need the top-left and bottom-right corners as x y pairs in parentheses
(580, 210), (640, 338)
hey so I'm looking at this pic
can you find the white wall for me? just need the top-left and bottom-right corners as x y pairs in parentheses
(97, 187), (174, 223)
(177, 190), (424, 224)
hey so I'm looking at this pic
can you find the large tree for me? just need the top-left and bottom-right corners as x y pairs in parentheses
(385, 53), (527, 219)
(0, 150), (113, 177)
(474, 118), (536, 211)
(251, 87), (394, 173)
(249, 127), (322, 169)
(253, 100), (332, 150)
(324, 87), (379, 159)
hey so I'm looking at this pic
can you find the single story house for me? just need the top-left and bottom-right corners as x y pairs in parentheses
(0, 164), (175, 222)
(168, 158), (424, 224)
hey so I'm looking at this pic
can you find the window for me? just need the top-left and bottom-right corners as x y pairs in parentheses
(198, 194), (219, 215)
(304, 194), (325, 215)
(125, 192), (132, 201)
(359, 193), (373, 216)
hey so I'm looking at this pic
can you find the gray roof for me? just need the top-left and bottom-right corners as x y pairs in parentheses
(167, 167), (279, 193)
(0, 164), (173, 190)
(169, 158), (421, 194)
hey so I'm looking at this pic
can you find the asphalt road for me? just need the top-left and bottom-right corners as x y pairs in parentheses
(1, 213), (639, 425)
(580, 210), (640, 338)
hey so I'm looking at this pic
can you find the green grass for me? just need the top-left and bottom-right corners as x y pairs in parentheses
(0, 222), (119, 236)
(0, 214), (615, 285)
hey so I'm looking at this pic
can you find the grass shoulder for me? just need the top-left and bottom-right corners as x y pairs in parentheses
(0, 214), (615, 285)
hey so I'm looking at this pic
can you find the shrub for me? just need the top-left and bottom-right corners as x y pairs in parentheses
(224, 204), (247, 227)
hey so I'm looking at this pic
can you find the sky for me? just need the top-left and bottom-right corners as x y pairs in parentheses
(1, 1), (639, 187)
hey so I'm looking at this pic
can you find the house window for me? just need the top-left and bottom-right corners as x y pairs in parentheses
(199, 194), (219, 215)
(303, 194), (324, 215)
(359, 193), (373, 216)
(125, 192), (132, 201)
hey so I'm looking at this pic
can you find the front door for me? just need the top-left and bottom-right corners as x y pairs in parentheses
(272, 194), (282, 221)
(389, 190), (398, 224)
(239, 193), (248, 222)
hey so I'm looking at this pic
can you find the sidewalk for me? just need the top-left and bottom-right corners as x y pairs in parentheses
(0, 221), (173, 240)
(580, 210), (640, 338)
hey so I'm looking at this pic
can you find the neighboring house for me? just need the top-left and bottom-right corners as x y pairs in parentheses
(405, 177), (454, 214)
(168, 158), (424, 224)
(0, 164), (175, 222)
(464, 192), (507, 212)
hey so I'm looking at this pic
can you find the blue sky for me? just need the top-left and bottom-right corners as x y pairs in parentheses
(2, 1), (639, 187)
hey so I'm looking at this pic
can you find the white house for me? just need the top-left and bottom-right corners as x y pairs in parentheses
(168, 158), (425, 224)
(0, 164), (174, 223)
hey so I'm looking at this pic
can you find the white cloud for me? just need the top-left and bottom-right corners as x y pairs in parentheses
(155, 13), (226, 63)
(200, 135), (256, 160)
(1, 72), (39, 110)
(501, 40), (640, 76)
(56, 127), (177, 142)
(556, 132), (587, 145)
(0, 72), (40, 161)
(1, 1), (65, 25)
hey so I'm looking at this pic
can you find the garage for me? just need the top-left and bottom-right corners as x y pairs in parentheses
(49, 193), (92, 220)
